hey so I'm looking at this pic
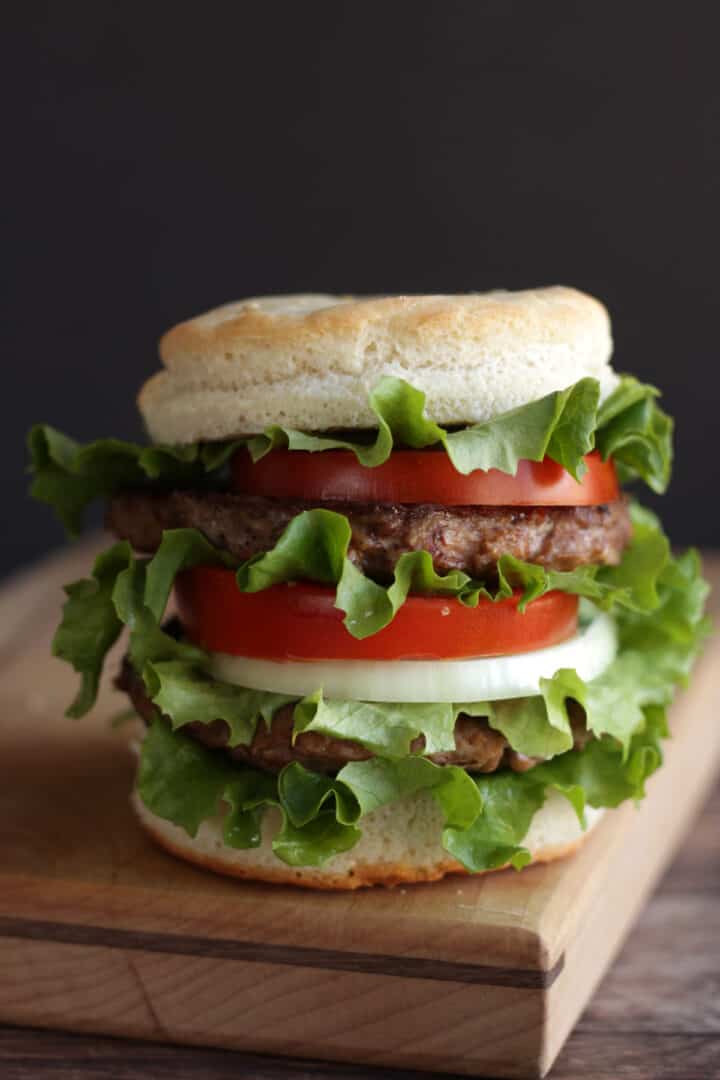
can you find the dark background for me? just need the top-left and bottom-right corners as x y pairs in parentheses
(4, 2), (719, 577)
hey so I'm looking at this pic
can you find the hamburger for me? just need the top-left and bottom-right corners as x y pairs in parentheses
(29, 288), (709, 889)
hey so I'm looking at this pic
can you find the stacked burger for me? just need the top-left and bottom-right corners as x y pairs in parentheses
(30, 289), (708, 888)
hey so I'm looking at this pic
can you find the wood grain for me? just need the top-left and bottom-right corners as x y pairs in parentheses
(0, 540), (718, 1079)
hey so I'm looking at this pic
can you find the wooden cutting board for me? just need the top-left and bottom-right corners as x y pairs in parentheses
(0, 539), (718, 1080)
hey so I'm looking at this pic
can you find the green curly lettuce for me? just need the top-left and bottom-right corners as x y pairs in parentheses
(131, 537), (708, 872)
(247, 375), (601, 478)
(28, 373), (672, 534)
(52, 530), (230, 716)
(52, 541), (135, 718)
(442, 705), (670, 871)
(144, 660), (296, 748)
(137, 718), (482, 866)
(292, 692), (457, 759)
(596, 376), (673, 493)
(27, 425), (241, 536)
(247, 374), (671, 491)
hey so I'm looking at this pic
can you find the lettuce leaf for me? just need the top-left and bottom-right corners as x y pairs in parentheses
(138, 717), (362, 864)
(596, 376), (673, 494)
(52, 542), (133, 718)
(55, 529), (232, 716)
(443, 705), (669, 871)
(245, 377), (426, 467)
(138, 718), (361, 863)
(236, 509), (351, 590)
(248, 377), (599, 479)
(144, 660), (296, 747)
(270, 814), (362, 867)
(28, 374), (672, 534)
(444, 378), (599, 478)
(222, 770), (280, 849)
(142, 528), (235, 618)
(485, 695), (573, 760)
(137, 712), (242, 836)
(335, 755), (483, 829)
(27, 425), (241, 535)
(442, 772), (545, 871)
(293, 691), (456, 758)
(112, 555), (206, 675)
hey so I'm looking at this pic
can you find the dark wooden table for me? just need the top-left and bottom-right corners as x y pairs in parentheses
(1, 783), (717, 1080)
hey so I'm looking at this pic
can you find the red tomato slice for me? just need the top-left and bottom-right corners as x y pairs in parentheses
(175, 569), (579, 661)
(231, 448), (618, 506)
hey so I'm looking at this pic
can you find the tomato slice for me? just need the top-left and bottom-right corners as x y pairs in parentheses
(175, 568), (579, 661)
(231, 448), (618, 506)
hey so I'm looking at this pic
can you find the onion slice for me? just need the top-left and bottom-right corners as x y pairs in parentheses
(209, 611), (618, 703)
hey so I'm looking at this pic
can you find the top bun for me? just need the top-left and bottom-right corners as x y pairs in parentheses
(139, 288), (616, 444)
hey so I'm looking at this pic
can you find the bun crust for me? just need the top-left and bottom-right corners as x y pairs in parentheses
(139, 288), (616, 443)
(131, 788), (604, 891)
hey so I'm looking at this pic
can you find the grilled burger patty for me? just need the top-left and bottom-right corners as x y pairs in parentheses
(118, 658), (589, 776)
(107, 490), (631, 579)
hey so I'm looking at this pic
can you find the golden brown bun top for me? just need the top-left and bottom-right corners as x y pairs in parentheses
(140, 288), (617, 443)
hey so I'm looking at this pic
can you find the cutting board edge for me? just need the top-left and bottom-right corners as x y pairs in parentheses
(0, 912), (563, 990)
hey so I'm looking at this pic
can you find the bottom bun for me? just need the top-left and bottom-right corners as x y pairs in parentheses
(131, 787), (604, 890)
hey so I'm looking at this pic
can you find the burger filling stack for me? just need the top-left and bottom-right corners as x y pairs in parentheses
(29, 289), (709, 888)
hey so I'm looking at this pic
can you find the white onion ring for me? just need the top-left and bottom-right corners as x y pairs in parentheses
(209, 612), (617, 703)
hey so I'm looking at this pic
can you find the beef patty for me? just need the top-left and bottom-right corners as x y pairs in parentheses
(117, 658), (589, 776)
(107, 490), (631, 579)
